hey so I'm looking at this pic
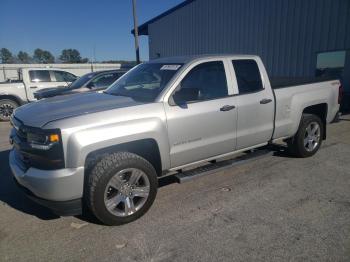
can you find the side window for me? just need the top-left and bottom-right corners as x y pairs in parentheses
(53, 71), (77, 82)
(174, 61), (228, 103)
(64, 72), (77, 82)
(232, 60), (263, 94)
(88, 73), (120, 89)
(29, 70), (51, 82)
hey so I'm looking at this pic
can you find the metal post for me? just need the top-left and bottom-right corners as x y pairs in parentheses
(132, 0), (141, 64)
(2, 66), (6, 81)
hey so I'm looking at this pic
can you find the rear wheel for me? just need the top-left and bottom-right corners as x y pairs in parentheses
(0, 99), (18, 121)
(86, 152), (158, 225)
(287, 114), (324, 157)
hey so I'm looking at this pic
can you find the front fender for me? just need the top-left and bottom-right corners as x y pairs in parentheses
(65, 117), (170, 170)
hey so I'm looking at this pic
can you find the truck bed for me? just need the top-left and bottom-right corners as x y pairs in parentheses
(270, 76), (337, 89)
(272, 77), (339, 140)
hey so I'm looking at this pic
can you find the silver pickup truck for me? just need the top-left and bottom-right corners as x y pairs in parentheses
(9, 55), (341, 225)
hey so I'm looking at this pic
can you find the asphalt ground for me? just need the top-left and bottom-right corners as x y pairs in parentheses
(0, 115), (349, 261)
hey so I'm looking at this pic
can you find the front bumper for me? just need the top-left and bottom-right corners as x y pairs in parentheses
(14, 179), (82, 216)
(9, 149), (85, 215)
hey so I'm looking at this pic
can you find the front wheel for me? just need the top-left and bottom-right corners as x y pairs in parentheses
(0, 99), (18, 121)
(86, 152), (158, 225)
(287, 114), (324, 158)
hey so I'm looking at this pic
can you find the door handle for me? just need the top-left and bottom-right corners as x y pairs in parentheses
(30, 86), (38, 89)
(260, 98), (272, 104)
(220, 105), (236, 111)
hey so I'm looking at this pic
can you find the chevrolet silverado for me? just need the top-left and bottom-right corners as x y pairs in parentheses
(9, 55), (341, 225)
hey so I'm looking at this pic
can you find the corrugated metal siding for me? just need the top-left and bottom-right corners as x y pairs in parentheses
(147, 0), (350, 77)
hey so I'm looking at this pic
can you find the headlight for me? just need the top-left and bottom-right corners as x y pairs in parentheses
(27, 131), (61, 150)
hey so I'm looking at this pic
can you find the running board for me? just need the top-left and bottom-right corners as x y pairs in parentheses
(175, 149), (273, 183)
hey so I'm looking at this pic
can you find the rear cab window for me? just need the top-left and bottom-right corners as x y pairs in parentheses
(29, 70), (51, 82)
(232, 60), (263, 94)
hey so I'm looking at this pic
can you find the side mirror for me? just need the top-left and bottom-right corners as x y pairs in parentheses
(171, 87), (200, 105)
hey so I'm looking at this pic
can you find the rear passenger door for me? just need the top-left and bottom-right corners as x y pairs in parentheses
(231, 59), (274, 149)
(164, 60), (238, 168)
(26, 70), (56, 101)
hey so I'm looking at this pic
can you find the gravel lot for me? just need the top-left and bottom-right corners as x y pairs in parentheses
(0, 115), (349, 262)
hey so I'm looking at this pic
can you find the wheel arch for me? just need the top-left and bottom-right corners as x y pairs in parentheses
(302, 103), (327, 140)
(84, 138), (163, 177)
(0, 94), (25, 105)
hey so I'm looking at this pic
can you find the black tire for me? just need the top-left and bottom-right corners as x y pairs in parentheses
(86, 152), (158, 225)
(287, 114), (324, 158)
(0, 99), (18, 121)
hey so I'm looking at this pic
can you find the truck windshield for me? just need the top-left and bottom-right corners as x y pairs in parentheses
(105, 63), (183, 102)
(69, 73), (95, 89)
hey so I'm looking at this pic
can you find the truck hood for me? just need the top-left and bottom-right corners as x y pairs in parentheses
(14, 92), (142, 127)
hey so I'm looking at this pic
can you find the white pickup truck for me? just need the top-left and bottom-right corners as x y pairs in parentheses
(0, 68), (77, 121)
(9, 55), (341, 225)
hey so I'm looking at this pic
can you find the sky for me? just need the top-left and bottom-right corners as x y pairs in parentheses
(0, 0), (183, 62)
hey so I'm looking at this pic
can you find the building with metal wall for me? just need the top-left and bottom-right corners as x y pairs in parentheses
(133, 0), (350, 96)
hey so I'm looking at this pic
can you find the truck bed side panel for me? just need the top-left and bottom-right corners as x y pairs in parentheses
(270, 77), (336, 89)
(273, 81), (339, 140)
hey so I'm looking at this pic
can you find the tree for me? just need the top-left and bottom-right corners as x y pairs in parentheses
(59, 49), (82, 63)
(17, 51), (31, 63)
(33, 48), (54, 63)
(0, 48), (14, 63)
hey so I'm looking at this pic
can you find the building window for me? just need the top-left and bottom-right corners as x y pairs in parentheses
(316, 50), (346, 78)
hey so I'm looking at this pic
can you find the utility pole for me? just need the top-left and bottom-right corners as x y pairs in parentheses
(2, 66), (6, 81)
(132, 0), (140, 64)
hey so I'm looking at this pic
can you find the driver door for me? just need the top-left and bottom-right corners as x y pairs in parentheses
(164, 60), (238, 168)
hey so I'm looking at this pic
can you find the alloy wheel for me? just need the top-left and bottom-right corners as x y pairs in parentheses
(0, 103), (14, 119)
(104, 168), (150, 217)
(304, 121), (321, 152)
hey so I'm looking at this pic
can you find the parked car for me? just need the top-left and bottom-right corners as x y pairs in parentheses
(34, 70), (127, 100)
(9, 55), (341, 225)
(0, 68), (77, 121)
